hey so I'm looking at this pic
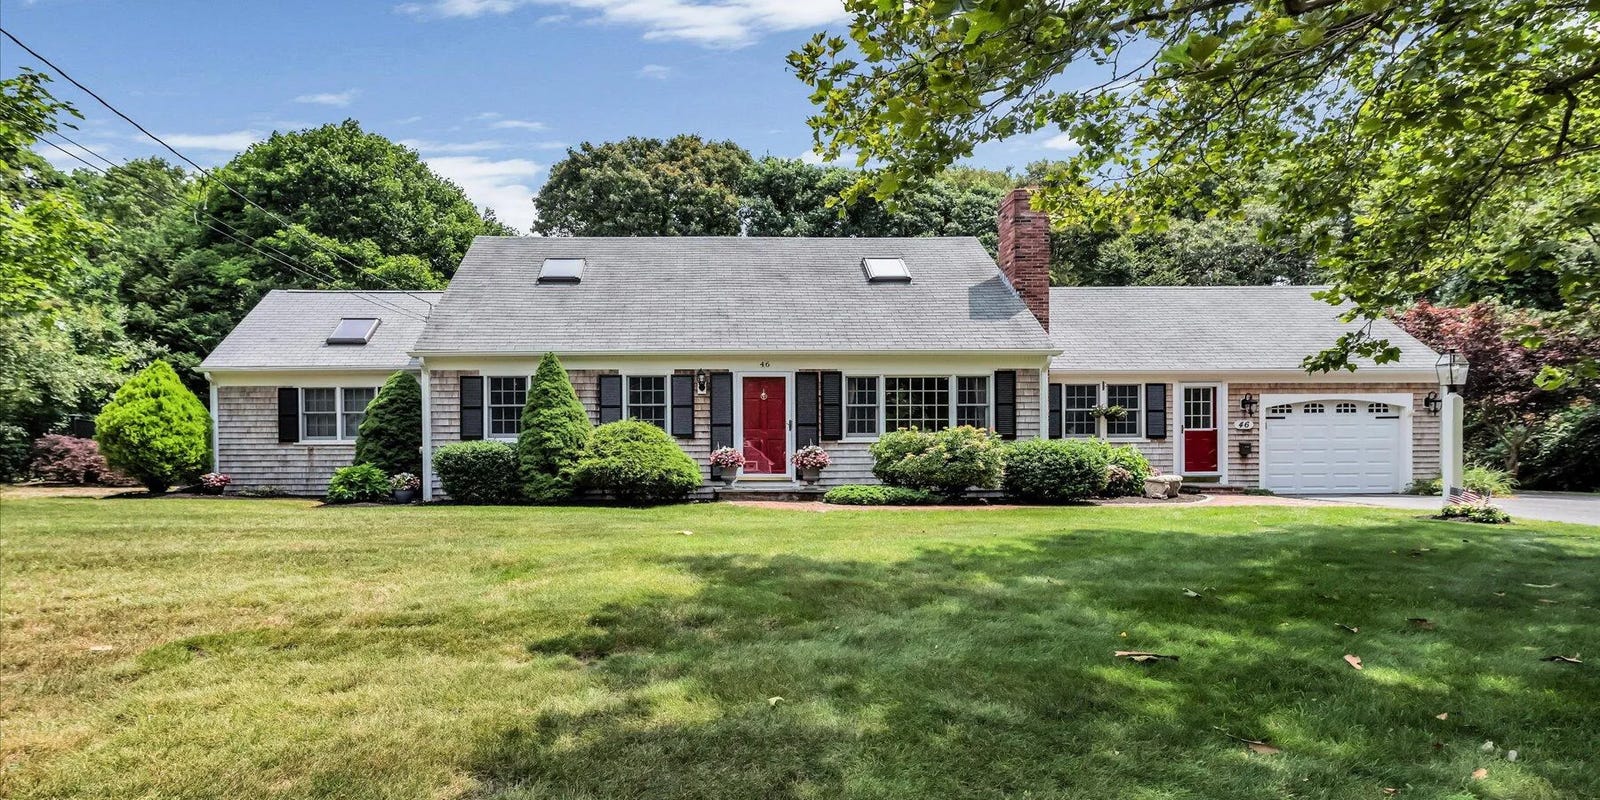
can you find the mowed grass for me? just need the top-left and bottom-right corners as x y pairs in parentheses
(2, 496), (1597, 800)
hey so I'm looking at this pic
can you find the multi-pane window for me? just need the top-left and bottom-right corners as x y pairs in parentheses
(489, 377), (527, 437)
(845, 377), (879, 437)
(1105, 384), (1142, 437)
(341, 387), (376, 437)
(884, 377), (950, 432)
(1062, 384), (1098, 436)
(955, 376), (990, 428)
(1303, 402), (1325, 414)
(1183, 387), (1215, 429)
(1267, 404), (1292, 414)
(627, 376), (668, 429)
(302, 388), (338, 439)
(1335, 401), (1358, 414)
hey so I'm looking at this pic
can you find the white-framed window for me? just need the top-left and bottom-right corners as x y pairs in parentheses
(1105, 384), (1142, 438)
(885, 376), (951, 431)
(627, 375), (668, 429)
(488, 376), (527, 437)
(1053, 382), (1146, 439)
(301, 386), (378, 441)
(845, 376), (879, 437)
(956, 376), (990, 429)
(1062, 384), (1098, 436)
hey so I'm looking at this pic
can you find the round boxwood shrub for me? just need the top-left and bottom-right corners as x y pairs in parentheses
(822, 484), (938, 506)
(1103, 444), (1154, 497)
(1002, 439), (1110, 502)
(517, 352), (592, 503)
(326, 463), (390, 503)
(95, 361), (211, 493)
(433, 440), (519, 504)
(353, 371), (423, 477)
(571, 419), (702, 504)
(868, 426), (1003, 497)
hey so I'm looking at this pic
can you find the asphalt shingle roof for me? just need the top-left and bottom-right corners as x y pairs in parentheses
(1048, 286), (1439, 372)
(201, 290), (441, 371)
(412, 237), (1056, 354)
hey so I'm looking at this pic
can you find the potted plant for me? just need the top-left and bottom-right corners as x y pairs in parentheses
(390, 472), (421, 503)
(792, 445), (831, 485)
(709, 447), (745, 486)
(1092, 404), (1127, 421)
(198, 472), (231, 495)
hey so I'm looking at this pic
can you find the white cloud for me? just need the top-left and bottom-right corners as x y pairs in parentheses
(294, 90), (357, 107)
(400, 138), (511, 153)
(399, 0), (849, 48)
(799, 149), (827, 165)
(1043, 133), (1080, 151)
(157, 130), (265, 151)
(637, 64), (673, 80)
(490, 118), (547, 131)
(424, 155), (543, 233)
(396, 115), (425, 124)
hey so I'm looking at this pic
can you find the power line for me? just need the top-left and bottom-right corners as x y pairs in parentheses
(38, 133), (431, 323)
(2, 26), (441, 310)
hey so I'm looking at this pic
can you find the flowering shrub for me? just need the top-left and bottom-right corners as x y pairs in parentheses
(390, 472), (421, 491)
(199, 473), (231, 493)
(30, 434), (117, 485)
(709, 447), (746, 469)
(792, 445), (831, 470)
(1439, 503), (1512, 524)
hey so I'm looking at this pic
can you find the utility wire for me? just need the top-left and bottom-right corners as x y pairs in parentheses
(39, 133), (431, 323)
(2, 26), (441, 310)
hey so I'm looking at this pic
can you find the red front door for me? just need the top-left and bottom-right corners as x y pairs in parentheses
(1182, 386), (1219, 473)
(742, 376), (788, 475)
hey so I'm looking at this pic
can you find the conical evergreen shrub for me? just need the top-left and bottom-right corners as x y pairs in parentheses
(517, 352), (592, 503)
(95, 360), (210, 493)
(354, 371), (423, 476)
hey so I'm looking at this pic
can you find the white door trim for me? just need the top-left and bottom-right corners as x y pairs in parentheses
(733, 371), (794, 480)
(1259, 391), (1414, 493)
(1176, 382), (1228, 482)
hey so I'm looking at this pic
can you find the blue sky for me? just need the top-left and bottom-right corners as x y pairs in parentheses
(4, 0), (1079, 231)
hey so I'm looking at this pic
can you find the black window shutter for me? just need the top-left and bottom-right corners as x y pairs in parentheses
(670, 374), (695, 438)
(1048, 383), (1063, 439)
(1145, 383), (1168, 440)
(993, 370), (1017, 439)
(598, 374), (623, 424)
(819, 371), (843, 440)
(794, 371), (820, 447)
(277, 387), (299, 443)
(709, 372), (734, 478)
(459, 376), (483, 440)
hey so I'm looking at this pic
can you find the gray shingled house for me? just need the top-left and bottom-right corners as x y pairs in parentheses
(200, 189), (1443, 499)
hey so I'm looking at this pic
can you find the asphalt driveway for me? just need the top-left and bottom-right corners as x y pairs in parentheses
(1303, 491), (1600, 526)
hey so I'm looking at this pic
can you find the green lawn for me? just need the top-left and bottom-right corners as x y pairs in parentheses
(3, 497), (1597, 800)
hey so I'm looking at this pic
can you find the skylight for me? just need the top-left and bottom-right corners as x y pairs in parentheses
(327, 318), (379, 345)
(862, 257), (910, 283)
(539, 258), (585, 283)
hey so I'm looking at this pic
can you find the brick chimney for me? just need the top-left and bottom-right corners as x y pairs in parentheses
(997, 187), (1051, 331)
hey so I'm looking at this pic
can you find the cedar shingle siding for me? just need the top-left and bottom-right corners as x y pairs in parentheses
(216, 386), (356, 495)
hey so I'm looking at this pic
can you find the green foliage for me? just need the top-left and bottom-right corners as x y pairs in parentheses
(0, 424), (29, 482)
(433, 440), (519, 504)
(354, 372), (423, 476)
(1462, 465), (1517, 498)
(1001, 439), (1110, 503)
(1522, 404), (1600, 491)
(822, 484), (938, 506)
(1439, 504), (1512, 524)
(1403, 477), (1443, 496)
(325, 463), (390, 504)
(793, 0), (1600, 379)
(533, 135), (753, 236)
(1103, 444), (1153, 497)
(94, 361), (210, 493)
(869, 426), (1004, 497)
(28, 434), (117, 485)
(571, 420), (702, 504)
(517, 353), (592, 503)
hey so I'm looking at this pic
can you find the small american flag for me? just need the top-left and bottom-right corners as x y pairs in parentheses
(1448, 486), (1485, 505)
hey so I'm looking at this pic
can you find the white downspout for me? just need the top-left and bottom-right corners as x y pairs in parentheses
(420, 358), (433, 502)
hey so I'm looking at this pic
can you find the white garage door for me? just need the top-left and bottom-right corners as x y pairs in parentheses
(1263, 400), (1402, 494)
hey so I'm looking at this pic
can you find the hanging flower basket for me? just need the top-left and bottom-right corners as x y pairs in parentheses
(1092, 404), (1127, 421)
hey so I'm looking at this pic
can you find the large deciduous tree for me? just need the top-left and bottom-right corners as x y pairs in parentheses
(533, 135), (753, 236)
(792, 0), (1600, 383)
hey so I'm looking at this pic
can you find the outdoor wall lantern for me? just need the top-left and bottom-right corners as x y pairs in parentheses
(1240, 393), (1258, 416)
(1423, 391), (1442, 414)
(695, 369), (710, 395)
(1435, 350), (1470, 394)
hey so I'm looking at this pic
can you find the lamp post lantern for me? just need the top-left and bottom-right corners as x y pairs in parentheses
(1434, 350), (1469, 503)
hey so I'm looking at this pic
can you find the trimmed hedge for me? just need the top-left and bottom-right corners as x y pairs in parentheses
(822, 484), (938, 506)
(95, 361), (210, 493)
(433, 440), (519, 504)
(869, 426), (1003, 497)
(326, 463), (390, 503)
(1001, 439), (1109, 502)
(354, 371), (423, 477)
(571, 419), (701, 504)
(517, 352), (592, 503)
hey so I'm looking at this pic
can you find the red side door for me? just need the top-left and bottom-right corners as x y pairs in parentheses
(741, 376), (788, 475)
(1182, 386), (1219, 473)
